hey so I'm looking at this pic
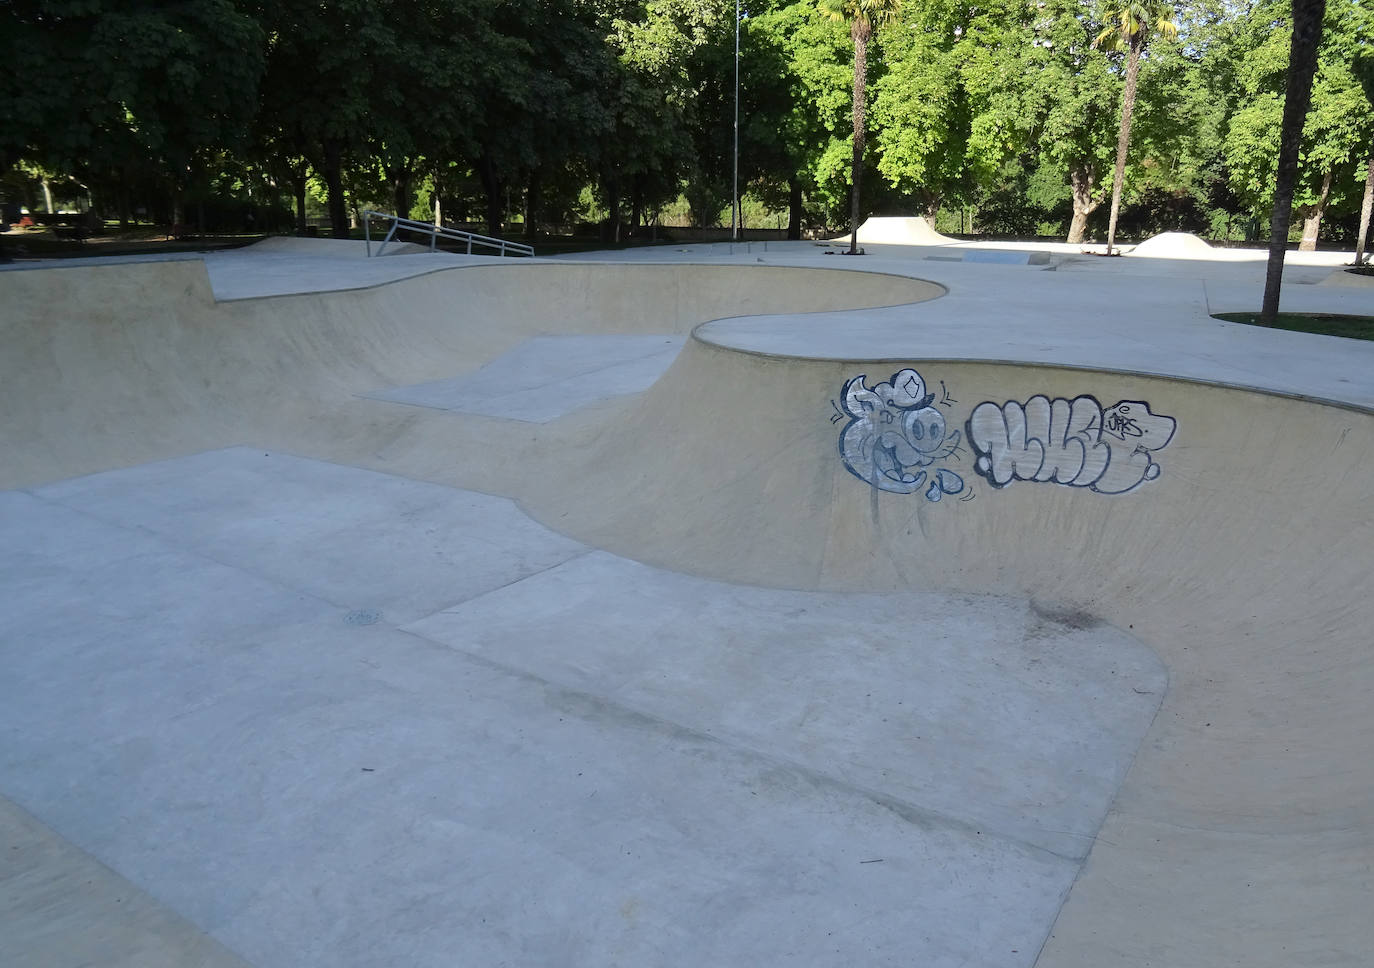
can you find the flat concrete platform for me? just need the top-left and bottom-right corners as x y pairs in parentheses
(3, 448), (1162, 968)
(1, 237), (1372, 968)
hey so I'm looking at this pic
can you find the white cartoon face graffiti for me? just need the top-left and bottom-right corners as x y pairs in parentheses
(838, 369), (965, 499)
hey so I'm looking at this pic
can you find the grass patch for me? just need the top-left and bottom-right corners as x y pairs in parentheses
(1211, 311), (1374, 341)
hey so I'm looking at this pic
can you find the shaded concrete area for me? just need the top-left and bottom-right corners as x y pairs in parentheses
(3, 448), (1161, 968)
(0, 796), (251, 968)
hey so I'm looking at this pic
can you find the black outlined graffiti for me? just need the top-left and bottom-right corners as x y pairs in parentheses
(837, 369), (966, 499)
(966, 395), (1176, 494)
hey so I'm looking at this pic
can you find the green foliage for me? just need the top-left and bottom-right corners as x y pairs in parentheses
(871, 0), (974, 217)
(1220, 0), (1373, 220)
(1093, 0), (1179, 51)
(2, 0), (1368, 248)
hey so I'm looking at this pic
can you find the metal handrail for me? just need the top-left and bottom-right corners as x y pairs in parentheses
(363, 211), (534, 258)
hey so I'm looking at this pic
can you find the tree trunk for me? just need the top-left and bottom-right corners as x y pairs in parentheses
(787, 176), (803, 240)
(629, 174), (645, 239)
(386, 164), (412, 219)
(1356, 150), (1374, 266)
(41, 178), (53, 214)
(1297, 165), (1334, 250)
(321, 140), (349, 239)
(526, 171), (542, 241)
(293, 181), (307, 236)
(1261, 0), (1326, 323)
(920, 190), (940, 227)
(433, 191), (442, 227)
(1067, 165), (1102, 244)
(285, 163), (309, 236)
(848, 20), (871, 255)
(117, 181), (131, 231)
(1105, 39), (1143, 256)
(604, 174), (622, 244)
(476, 154), (503, 238)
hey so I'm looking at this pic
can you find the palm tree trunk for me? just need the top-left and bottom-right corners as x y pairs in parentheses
(1260, 0), (1326, 324)
(1353, 149), (1373, 266)
(1105, 39), (1143, 256)
(848, 20), (871, 256)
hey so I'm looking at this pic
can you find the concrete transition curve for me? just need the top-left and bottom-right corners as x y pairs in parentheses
(0, 250), (1370, 968)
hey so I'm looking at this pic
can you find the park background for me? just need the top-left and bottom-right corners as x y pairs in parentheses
(1, 0), (1370, 250)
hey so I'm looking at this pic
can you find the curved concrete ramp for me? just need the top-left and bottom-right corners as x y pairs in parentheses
(829, 215), (955, 246)
(0, 255), (1370, 968)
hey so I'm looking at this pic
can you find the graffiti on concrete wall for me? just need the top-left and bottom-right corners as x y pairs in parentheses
(835, 368), (967, 501)
(966, 396), (1176, 493)
(833, 371), (1178, 499)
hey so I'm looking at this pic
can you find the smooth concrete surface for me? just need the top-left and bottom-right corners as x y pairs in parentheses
(366, 334), (685, 422)
(0, 796), (252, 968)
(2, 448), (1163, 968)
(695, 260), (1374, 409)
(1, 237), (1373, 968)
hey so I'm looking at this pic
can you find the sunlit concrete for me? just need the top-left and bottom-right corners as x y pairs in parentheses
(366, 334), (685, 422)
(1, 237), (1372, 968)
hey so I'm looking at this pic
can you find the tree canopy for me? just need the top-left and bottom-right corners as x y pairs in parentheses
(1, 0), (1368, 248)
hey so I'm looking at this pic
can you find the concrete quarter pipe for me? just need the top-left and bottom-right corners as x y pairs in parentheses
(0, 243), (1371, 968)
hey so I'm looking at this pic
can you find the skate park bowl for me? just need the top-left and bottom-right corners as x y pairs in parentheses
(1, 246), (1372, 968)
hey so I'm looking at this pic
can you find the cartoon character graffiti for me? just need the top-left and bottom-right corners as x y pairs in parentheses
(836, 368), (966, 500)
(966, 395), (1176, 494)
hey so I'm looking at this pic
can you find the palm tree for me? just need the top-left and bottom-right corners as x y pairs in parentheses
(1260, 0), (1327, 322)
(1093, 0), (1177, 256)
(820, 0), (902, 255)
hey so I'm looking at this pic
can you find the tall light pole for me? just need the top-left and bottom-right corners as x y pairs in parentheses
(732, 0), (740, 242)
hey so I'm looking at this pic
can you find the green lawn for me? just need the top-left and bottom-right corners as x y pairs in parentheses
(1211, 311), (1374, 341)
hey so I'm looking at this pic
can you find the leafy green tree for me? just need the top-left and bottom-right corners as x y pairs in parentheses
(871, 0), (975, 223)
(748, 0), (854, 234)
(1222, 0), (1371, 250)
(258, 0), (398, 237)
(1093, 0), (1178, 254)
(1341, 0), (1373, 264)
(1, 0), (264, 223)
(819, 0), (903, 253)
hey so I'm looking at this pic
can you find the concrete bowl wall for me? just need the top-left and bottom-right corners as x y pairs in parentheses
(519, 336), (1374, 968)
(1, 257), (1368, 967)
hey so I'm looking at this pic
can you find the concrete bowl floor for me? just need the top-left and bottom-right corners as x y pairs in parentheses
(2, 239), (1372, 968)
(3, 448), (1163, 968)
